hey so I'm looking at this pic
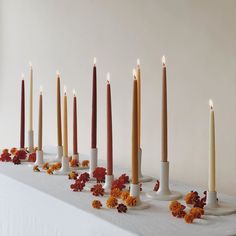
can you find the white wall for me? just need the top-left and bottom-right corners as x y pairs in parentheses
(1, 0), (236, 196)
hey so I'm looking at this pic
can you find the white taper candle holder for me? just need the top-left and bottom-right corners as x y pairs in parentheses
(103, 175), (114, 193)
(205, 191), (236, 216)
(56, 155), (70, 175)
(28, 130), (34, 153)
(54, 145), (63, 162)
(129, 183), (150, 210)
(146, 161), (182, 201)
(34, 150), (44, 166)
(138, 148), (152, 182)
(89, 148), (98, 177)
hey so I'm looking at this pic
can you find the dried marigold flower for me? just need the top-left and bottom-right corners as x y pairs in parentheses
(92, 200), (102, 209)
(2, 149), (9, 154)
(106, 196), (118, 208)
(184, 213), (195, 223)
(0, 152), (12, 162)
(10, 147), (18, 155)
(91, 184), (105, 197)
(172, 208), (186, 218)
(93, 167), (107, 183)
(70, 159), (79, 167)
(121, 191), (130, 201)
(78, 172), (90, 183)
(125, 196), (137, 207)
(47, 168), (54, 175)
(54, 162), (62, 170)
(82, 160), (89, 167)
(15, 149), (27, 160)
(68, 171), (78, 180)
(153, 180), (160, 192)
(118, 174), (129, 184)
(169, 201), (182, 212)
(184, 191), (198, 204)
(70, 180), (85, 192)
(33, 165), (40, 172)
(111, 179), (126, 190)
(12, 156), (21, 165)
(117, 203), (127, 213)
(110, 188), (122, 198)
(190, 207), (204, 219)
(28, 152), (36, 162)
(42, 162), (49, 170)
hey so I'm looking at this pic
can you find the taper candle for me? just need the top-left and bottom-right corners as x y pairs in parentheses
(73, 90), (78, 155)
(38, 87), (43, 151)
(20, 73), (25, 149)
(161, 56), (168, 162)
(29, 62), (33, 131)
(91, 57), (97, 149)
(132, 69), (139, 185)
(63, 86), (68, 157)
(209, 99), (216, 192)
(106, 73), (113, 176)
(57, 72), (62, 147)
(137, 59), (141, 149)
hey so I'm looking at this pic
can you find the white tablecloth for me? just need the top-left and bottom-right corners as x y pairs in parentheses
(0, 155), (236, 236)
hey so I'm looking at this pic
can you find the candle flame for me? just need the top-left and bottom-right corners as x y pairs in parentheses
(132, 69), (137, 79)
(162, 55), (166, 67)
(56, 70), (60, 77)
(209, 99), (213, 109)
(93, 57), (97, 65)
(137, 58), (140, 67)
(107, 72), (110, 83)
(64, 85), (67, 95)
(73, 89), (76, 96)
(21, 73), (25, 79)
(40, 86), (43, 94)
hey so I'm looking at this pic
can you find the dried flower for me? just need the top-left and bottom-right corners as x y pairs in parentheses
(153, 180), (160, 192)
(117, 203), (127, 213)
(184, 213), (195, 224)
(28, 152), (36, 162)
(10, 147), (18, 155)
(189, 207), (204, 219)
(12, 156), (21, 165)
(70, 180), (85, 192)
(93, 167), (107, 183)
(121, 191), (130, 201)
(111, 179), (126, 190)
(15, 150), (27, 160)
(92, 200), (102, 209)
(184, 191), (206, 208)
(118, 174), (129, 184)
(169, 201), (182, 212)
(106, 196), (118, 208)
(70, 159), (79, 167)
(68, 171), (78, 180)
(54, 162), (62, 170)
(47, 168), (54, 175)
(0, 152), (12, 162)
(42, 162), (49, 170)
(125, 196), (137, 207)
(82, 160), (89, 167)
(91, 184), (105, 196)
(78, 172), (90, 183)
(33, 165), (40, 172)
(110, 188), (122, 198)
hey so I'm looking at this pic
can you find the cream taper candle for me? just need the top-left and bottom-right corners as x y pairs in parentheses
(63, 86), (68, 157)
(29, 62), (33, 131)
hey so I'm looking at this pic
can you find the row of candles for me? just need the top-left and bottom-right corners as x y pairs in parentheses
(18, 57), (216, 193)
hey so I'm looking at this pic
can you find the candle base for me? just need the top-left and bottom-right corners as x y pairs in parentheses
(72, 153), (79, 161)
(146, 161), (182, 201)
(103, 175), (114, 193)
(205, 191), (236, 216)
(34, 150), (44, 166)
(89, 148), (98, 178)
(28, 130), (34, 153)
(56, 156), (70, 175)
(54, 146), (63, 162)
(129, 183), (150, 210)
(138, 148), (152, 182)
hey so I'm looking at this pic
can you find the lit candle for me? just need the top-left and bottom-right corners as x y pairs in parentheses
(137, 59), (141, 149)
(208, 99), (216, 192)
(91, 57), (97, 149)
(57, 71), (62, 147)
(73, 89), (78, 155)
(29, 62), (33, 131)
(20, 73), (25, 149)
(38, 86), (43, 151)
(132, 69), (138, 184)
(106, 73), (113, 176)
(63, 86), (68, 157)
(161, 56), (168, 162)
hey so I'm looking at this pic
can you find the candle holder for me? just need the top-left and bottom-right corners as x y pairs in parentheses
(103, 175), (114, 193)
(34, 150), (44, 166)
(205, 191), (236, 216)
(146, 161), (182, 201)
(28, 130), (34, 153)
(138, 148), (152, 182)
(54, 145), (63, 162)
(89, 148), (98, 177)
(56, 156), (70, 175)
(129, 183), (150, 210)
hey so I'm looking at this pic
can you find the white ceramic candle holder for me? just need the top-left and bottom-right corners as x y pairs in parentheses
(129, 183), (150, 210)
(34, 150), (44, 166)
(56, 155), (70, 175)
(138, 148), (152, 182)
(54, 145), (63, 162)
(28, 130), (34, 153)
(146, 161), (182, 201)
(205, 191), (236, 216)
(89, 148), (98, 177)
(103, 175), (114, 193)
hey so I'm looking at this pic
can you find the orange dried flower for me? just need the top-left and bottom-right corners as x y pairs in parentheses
(190, 207), (204, 219)
(54, 162), (62, 170)
(184, 213), (195, 224)
(110, 188), (122, 198)
(2, 149), (9, 154)
(42, 162), (49, 170)
(10, 147), (18, 155)
(33, 165), (40, 172)
(68, 171), (78, 180)
(70, 159), (79, 167)
(92, 200), (102, 209)
(106, 196), (118, 208)
(47, 168), (54, 175)
(91, 184), (105, 196)
(121, 191), (130, 201)
(169, 201), (182, 212)
(125, 196), (137, 207)
(82, 160), (89, 167)
(184, 191), (197, 204)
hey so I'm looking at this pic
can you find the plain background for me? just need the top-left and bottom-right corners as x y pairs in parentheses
(0, 0), (236, 196)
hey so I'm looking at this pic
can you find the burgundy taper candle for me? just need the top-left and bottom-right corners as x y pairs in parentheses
(106, 74), (113, 175)
(91, 58), (97, 149)
(73, 91), (78, 155)
(20, 75), (25, 149)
